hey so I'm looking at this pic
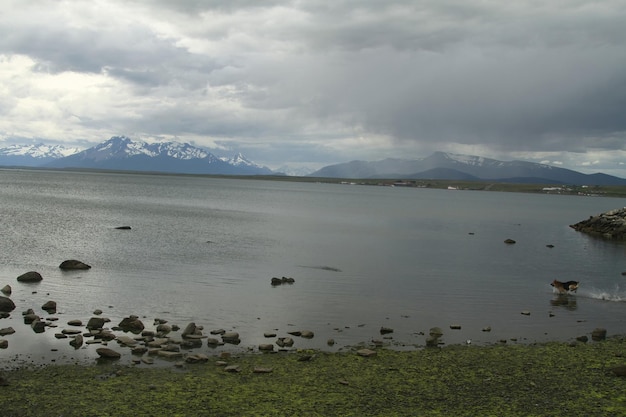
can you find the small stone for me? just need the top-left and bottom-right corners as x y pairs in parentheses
(591, 328), (607, 341)
(70, 334), (83, 349)
(1, 285), (11, 295)
(327, 338), (335, 346)
(356, 349), (377, 357)
(504, 239), (516, 244)
(0, 327), (15, 336)
(429, 327), (443, 337)
(259, 344), (274, 351)
(449, 324), (461, 330)
(379, 327), (394, 335)
(224, 365), (240, 373)
(41, 301), (57, 312)
(610, 365), (626, 377)
(264, 332), (277, 338)
(221, 332), (240, 344)
(521, 311), (531, 316)
(300, 330), (314, 338)
(0, 339), (7, 349)
(67, 320), (83, 326)
(576, 335), (589, 343)
(186, 354), (209, 364)
(482, 326), (492, 332)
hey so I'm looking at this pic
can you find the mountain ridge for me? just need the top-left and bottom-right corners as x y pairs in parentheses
(310, 151), (626, 186)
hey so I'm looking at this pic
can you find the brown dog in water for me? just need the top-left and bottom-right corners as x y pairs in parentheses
(551, 279), (579, 294)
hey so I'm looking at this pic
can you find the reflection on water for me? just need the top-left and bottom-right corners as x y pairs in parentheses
(550, 294), (577, 310)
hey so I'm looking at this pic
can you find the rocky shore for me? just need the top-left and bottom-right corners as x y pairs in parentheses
(570, 207), (626, 240)
(1, 338), (625, 416)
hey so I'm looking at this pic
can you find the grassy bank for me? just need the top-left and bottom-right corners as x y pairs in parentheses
(2, 338), (625, 416)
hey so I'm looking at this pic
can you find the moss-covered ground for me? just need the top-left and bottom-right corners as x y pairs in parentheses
(1, 338), (625, 416)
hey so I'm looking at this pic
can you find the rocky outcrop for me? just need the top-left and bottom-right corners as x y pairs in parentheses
(570, 208), (626, 240)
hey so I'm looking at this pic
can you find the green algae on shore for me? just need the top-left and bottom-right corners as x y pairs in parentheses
(1, 338), (625, 416)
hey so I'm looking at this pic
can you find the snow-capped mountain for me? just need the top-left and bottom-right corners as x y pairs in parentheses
(311, 151), (626, 185)
(42, 136), (274, 175)
(274, 165), (316, 177)
(0, 143), (80, 166)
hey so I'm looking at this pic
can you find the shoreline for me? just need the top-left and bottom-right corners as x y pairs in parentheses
(2, 337), (625, 416)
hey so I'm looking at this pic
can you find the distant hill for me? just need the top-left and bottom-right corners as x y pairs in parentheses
(311, 151), (626, 186)
(0, 137), (274, 175)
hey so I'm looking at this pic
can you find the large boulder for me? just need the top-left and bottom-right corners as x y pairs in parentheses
(16, 271), (43, 283)
(0, 296), (15, 313)
(570, 208), (626, 240)
(59, 260), (91, 270)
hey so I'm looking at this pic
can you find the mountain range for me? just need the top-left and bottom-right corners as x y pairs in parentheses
(1, 137), (625, 185)
(0, 136), (274, 175)
(309, 152), (626, 186)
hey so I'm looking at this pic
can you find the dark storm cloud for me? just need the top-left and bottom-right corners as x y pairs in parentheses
(0, 0), (625, 174)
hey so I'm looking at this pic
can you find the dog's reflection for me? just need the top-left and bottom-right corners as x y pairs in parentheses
(550, 294), (577, 310)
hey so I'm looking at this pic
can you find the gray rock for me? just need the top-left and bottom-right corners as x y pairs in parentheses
(185, 353), (209, 363)
(222, 332), (240, 344)
(276, 337), (294, 347)
(357, 348), (377, 357)
(16, 271), (43, 283)
(0, 296), (15, 313)
(23, 313), (39, 324)
(116, 335), (138, 346)
(86, 317), (107, 330)
(96, 347), (121, 359)
(0, 339), (8, 349)
(591, 328), (607, 341)
(118, 316), (144, 333)
(70, 334), (84, 349)
(31, 319), (46, 333)
(429, 327), (443, 337)
(0, 327), (15, 336)
(1, 285), (11, 295)
(300, 330), (314, 338)
(41, 300), (57, 312)
(181, 322), (197, 337)
(67, 319), (83, 326)
(504, 238), (516, 244)
(259, 343), (274, 351)
(379, 327), (393, 335)
(59, 260), (91, 270)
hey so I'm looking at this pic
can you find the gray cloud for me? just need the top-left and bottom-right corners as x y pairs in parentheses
(0, 0), (625, 175)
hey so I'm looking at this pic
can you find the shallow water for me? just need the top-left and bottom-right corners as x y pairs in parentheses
(0, 169), (625, 367)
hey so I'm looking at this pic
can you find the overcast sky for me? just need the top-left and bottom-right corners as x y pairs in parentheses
(0, 1), (625, 175)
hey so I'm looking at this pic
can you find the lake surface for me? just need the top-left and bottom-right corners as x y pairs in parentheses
(1, 169), (625, 367)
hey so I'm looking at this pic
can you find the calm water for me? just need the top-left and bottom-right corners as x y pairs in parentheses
(1, 168), (625, 366)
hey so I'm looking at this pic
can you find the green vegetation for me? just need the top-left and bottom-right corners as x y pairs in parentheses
(2, 339), (625, 416)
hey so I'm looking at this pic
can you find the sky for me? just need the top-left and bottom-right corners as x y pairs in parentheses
(0, 1), (625, 176)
